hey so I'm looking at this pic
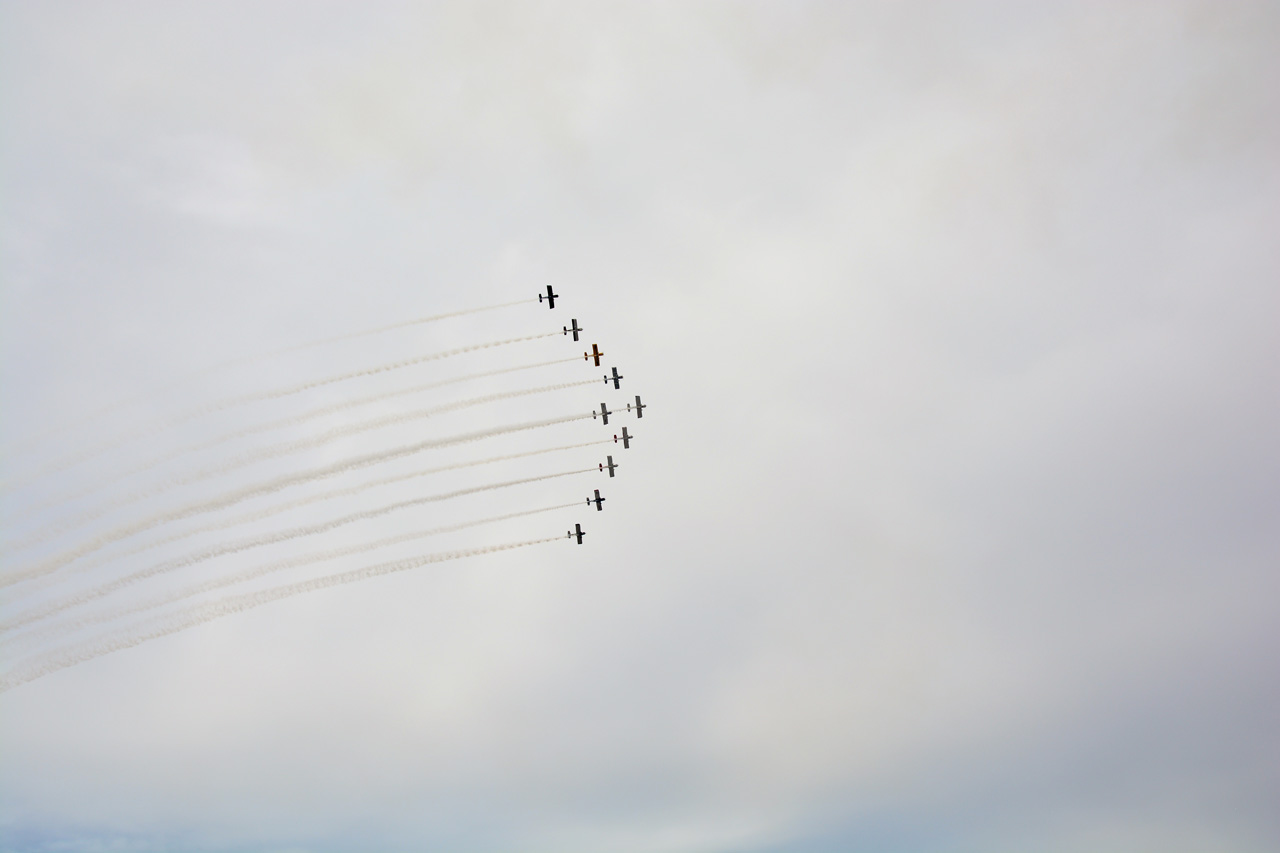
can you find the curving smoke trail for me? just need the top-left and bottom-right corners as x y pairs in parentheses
(9, 502), (580, 651)
(1, 469), (593, 633)
(4, 439), (614, 601)
(6, 355), (583, 539)
(2, 411), (595, 589)
(3, 330), (558, 504)
(0, 539), (561, 694)
(11, 377), (596, 551)
(212, 332), (561, 407)
(0, 299), (536, 466)
(273, 298), (534, 352)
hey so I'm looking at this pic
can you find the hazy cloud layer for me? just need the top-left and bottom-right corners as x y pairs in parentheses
(2, 2), (1278, 851)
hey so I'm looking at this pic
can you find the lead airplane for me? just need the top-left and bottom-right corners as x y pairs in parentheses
(604, 367), (623, 389)
(563, 318), (582, 341)
(613, 426), (632, 449)
(593, 402), (612, 425)
(627, 395), (646, 418)
(584, 343), (604, 366)
(568, 523), (585, 544)
(539, 285), (558, 308)
(600, 455), (618, 477)
(587, 489), (605, 511)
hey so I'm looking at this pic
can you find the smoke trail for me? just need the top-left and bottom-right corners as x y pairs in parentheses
(274, 298), (534, 351)
(11, 503), (579, 650)
(6, 439), (615, 599)
(0, 536), (560, 694)
(1, 468), (591, 632)
(3, 331), (558, 502)
(0, 299), (537, 461)
(1, 411), (595, 589)
(202, 332), (562, 408)
(11, 377), (595, 552)
(6, 355), (583, 526)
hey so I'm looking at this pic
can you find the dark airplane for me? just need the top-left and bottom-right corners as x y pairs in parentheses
(587, 489), (605, 511)
(563, 318), (582, 341)
(613, 426), (632, 449)
(568, 523), (585, 544)
(593, 402), (612, 425)
(584, 343), (604, 366)
(604, 367), (623, 389)
(600, 455), (618, 477)
(627, 395), (646, 418)
(539, 285), (558, 308)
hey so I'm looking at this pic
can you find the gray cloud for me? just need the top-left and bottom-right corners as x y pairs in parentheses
(2, 1), (1277, 851)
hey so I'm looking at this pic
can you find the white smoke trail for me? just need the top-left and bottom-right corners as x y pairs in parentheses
(2, 331), (558, 501)
(1, 411), (595, 588)
(4, 439), (614, 601)
(6, 355), (583, 533)
(10, 503), (580, 651)
(0, 537), (561, 693)
(10, 377), (596, 552)
(1, 468), (591, 632)
(0, 299), (537, 462)
(201, 332), (562, 408)
(274, 298), (534, 352)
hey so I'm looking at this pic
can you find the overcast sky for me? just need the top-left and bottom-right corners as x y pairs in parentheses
(2, 2), (1278, 851)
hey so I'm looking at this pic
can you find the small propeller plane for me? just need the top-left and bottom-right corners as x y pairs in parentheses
(539, 285), (558, 309)
(627, 395), (646, 418)
(600, 455), (618, 477)
(614, 426), (632, 449)
(563, 319), (582, 341)
(604, 367), (623, 389)
(587, 489), (605, 511)
(593, 402), (612, 425)
(568, 523), (585, 544)
(584, 343), (604, 366)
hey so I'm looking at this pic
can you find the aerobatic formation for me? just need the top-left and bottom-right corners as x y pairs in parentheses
(0, 290), (645, 692)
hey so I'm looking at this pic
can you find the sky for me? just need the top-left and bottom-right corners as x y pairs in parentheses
(1, 1), (1279, 851)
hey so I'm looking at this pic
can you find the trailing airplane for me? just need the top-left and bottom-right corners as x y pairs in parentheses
(587, 489), (605, 511)
(593, 402), (612, 425)
(539, 285), (558, 308)
(613, 426), (632, 449)
(604, 367), (623, 389)
(563, 318), (582, 341)
(584, 343), (604, 366)
(568, 523), (585, 544)
(600, 455), (618, 477)
(627, 395), (646, 418)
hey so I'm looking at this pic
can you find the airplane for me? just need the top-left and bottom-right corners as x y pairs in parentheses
(563, 318), (582, 341)
(568, 523), (585, 544)
(587, 489), (605, 511)
(593, 402), (612, 425)
(600, 455), (618, 477)
(613, 426), (632, 449)
(627, 395), (646, 418)
(584, 343), (604, 366)
(604, 367), (623, 389)
(539, 285), (558, 309)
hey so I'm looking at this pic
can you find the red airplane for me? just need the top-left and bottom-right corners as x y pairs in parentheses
(584, 343), (604, 366)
